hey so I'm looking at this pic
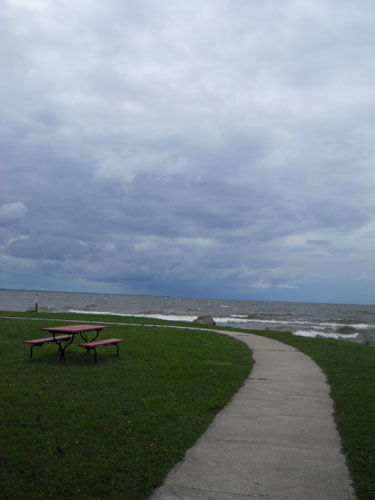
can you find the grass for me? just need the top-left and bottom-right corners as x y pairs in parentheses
(243, 329), (375, 500)
(1, 312), (374, 499)
(0, 315), (252, 500)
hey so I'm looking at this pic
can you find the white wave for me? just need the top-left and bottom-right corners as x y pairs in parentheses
(216, 317), (305, 325)
(292, 330), (359, 340)
(69, 309), (128, 316)
(217, 316), (253, 323)
(68, 309), (196, 323)
(217, 317), (375, 329)
(131, 313), (197, 322)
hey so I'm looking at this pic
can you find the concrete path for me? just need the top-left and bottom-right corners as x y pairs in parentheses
(150, 331), (356, 500)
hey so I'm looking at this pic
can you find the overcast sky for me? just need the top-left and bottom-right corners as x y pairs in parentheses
(1, 0), (375, 304)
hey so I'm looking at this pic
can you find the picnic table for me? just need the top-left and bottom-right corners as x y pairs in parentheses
(41, 324), (108, 361)
(24, 324), (124, 362)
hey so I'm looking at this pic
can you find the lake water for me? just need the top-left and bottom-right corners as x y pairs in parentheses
(1, 289), (374, 344)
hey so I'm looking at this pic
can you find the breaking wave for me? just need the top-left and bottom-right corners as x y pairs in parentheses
(68, 309), (197, 323)
(292, 330), (359, 340)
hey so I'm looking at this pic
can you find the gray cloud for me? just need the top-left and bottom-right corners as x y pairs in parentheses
(0, 201), (28, 223)
(1, 0), (375, 303)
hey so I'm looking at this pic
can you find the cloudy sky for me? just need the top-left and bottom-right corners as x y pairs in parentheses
(1, 0), (375, 304)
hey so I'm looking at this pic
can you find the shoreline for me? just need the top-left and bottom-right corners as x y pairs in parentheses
(1, 289), (374, 346)
(1, 309), (374, 345)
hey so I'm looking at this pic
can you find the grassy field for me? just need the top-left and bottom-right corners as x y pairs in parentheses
(0, 315), (252, 499)
(0, 312), (374, 499)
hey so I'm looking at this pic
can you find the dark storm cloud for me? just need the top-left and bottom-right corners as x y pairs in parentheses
(1, 0), (375, 303)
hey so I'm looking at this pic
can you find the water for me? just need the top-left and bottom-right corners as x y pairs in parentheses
(1, 289), (374, 345)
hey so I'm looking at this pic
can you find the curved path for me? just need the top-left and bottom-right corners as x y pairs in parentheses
(150, 331), (356, 500)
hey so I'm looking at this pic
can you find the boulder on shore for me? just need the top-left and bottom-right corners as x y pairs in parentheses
(193, 315), (216, 325)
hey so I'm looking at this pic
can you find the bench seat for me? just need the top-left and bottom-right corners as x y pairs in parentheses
(24, 335), (71, 358)
(78, 338), (124, 362)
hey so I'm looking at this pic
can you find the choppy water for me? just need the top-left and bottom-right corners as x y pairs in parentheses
(1, 289), (374, 344)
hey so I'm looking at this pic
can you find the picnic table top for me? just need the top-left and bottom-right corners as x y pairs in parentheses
(41, 324), (108, 334)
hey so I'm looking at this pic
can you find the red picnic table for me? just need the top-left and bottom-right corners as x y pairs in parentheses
(41, 324), (108, 361)
(24, 324), (124, 362)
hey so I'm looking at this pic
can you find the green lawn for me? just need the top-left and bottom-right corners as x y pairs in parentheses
(0, 316), (252, 499)
(0, 312), (374, 500)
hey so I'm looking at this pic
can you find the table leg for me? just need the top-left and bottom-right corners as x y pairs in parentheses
(79, 329), (100, 343)
(52, 334), (74, 362)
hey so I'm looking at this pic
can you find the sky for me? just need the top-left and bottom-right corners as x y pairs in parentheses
(1, 0), (375, 305)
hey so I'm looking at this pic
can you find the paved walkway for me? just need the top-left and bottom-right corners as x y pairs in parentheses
(150, 331), (356, 500)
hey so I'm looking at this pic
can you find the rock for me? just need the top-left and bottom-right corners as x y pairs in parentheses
(193, 315), (216, 325)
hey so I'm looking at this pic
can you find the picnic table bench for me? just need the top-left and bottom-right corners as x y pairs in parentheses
(24, 335), (71, 359)
(78, 338), (124, 363)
